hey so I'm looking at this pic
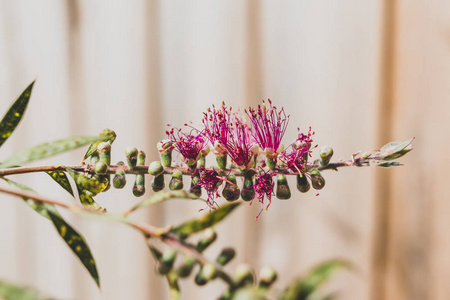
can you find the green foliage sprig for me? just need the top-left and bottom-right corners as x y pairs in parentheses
(0, 82), (413, 300)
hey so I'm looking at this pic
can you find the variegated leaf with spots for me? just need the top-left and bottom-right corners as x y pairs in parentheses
(0, 81), (35, 148)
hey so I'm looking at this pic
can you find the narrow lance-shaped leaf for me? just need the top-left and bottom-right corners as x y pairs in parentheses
(47, 210), (100, 287)
(0, 279), (53, 300)
(66, 168), (105, 211)
(171, 202), (240, 238)
(380, 137), (414, 160)
(124, 190), (205, 216)
(47, 171), (74, 197)
(81, 128), (116, 162)
(279, 260), (350, 300)
(0, 135), (113, 169)
(3, 179), (101, 288)
(0, 81), (35, 148)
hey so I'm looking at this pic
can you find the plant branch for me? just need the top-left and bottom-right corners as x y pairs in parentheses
(0, 155), (389, 178)
(0, 185), (235, 288)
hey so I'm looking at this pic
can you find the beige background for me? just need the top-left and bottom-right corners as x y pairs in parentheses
(0, 1), (447, 299)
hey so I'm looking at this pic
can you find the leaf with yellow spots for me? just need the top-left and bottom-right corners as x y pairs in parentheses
(66, 168), (105, 211)
(0, 81), (35, 149)
(170, 202), (240, 238)
(0, 135), (111, 169)
(46, 170), (74, 197)
(3, 178), (100, 288)
(48, 210), (100, 287)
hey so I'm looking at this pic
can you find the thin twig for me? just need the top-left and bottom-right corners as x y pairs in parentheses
(0, 185), (235, 288)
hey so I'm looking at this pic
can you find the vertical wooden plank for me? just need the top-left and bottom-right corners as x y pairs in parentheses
(379, 1), (450, 300)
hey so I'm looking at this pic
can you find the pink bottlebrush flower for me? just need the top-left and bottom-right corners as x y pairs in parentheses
(203, 103), (258, 167)
(279, 127), (315, 174)
(253, 170), (275, 220)
(166, 125), (207, 166)
(195, 168), (224, 207)
(202, 102), (232, 155)
(226, 114), (259, 168)
(246, 99), (289, 159)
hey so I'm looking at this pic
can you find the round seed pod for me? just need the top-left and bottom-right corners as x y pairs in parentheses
(222, 175), (240, 201)
(157, 249), (177, 275)
(113, 161), (126, 189)
(97, 142), (111, 165)
(310, 168), (325, 190)
(216, 247), (236, 266)
(296, 174), (310, 193)
(190, 176), (202, 198)
(94, 161), (108, 175)
(276, 174), (291, 200)
(234, 264), (255, 287)
(241, 175), (255, 202)
(319, 146), (334, 167)
(125, 146), (138, 168)
(148, 161), (164, 176)
(169, 171), (183, 191)
(196, 228), (217, 252)
(201, 264), (217, 281)
(133, 150), (146, 197)
(258, 266), (277, 288)
(151, 174), (165, 192)
(177, 256), (196, 278)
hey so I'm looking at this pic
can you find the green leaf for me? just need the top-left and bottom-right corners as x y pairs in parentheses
(46, 171), (74, 197)
(66, 168), (105, 211)
(0, 81), (35, 149)
(81, 128), (116, 162)
(0, 135), (112, 169)
(47, 210), (100, 287)
(380, 138), (414, 160)
(0, 279), (53, 300)
(3, 179), (101, 288)
(279, 260), (349, 300)
(125, 190), (205, 216)
(171, 202), (240, 238)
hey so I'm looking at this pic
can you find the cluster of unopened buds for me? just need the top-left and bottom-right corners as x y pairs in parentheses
(81, 100), (412, 219)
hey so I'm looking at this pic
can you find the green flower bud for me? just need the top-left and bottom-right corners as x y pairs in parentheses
(216, 247), (236, 266)
(94, 161), (108, 175)
(137, 150), (146, 166)
(125, 146), (138, 168)
(201, 263), (217, 281)
(176, 256), (196, 278)
(194, 269), (208, 286)
(319, 146), (334, 167)
(157, 140), (174, 167)
(219, 290), (232, 300)
(234, 264), (254, 287)
(102, 175), (111, 192)
(97, 142), (111, 165)
(196, 228), (217, 252)
(258, 266), (277, 288)
(197, 154), (206, 168)
(222, 175), (240, 201)
(241, 175), (255, 202)
(133, 174), (145, 197)
(310, 168), (325, 190)
(266, 157), (277, 170)
(276, 174), (291, 200)
(148, 161), (164, 176)
(296, 174), (310, 193)
(216, 154), (227, 169)
(169, 171), (184, 191)
(113, 161), (126, 189)
(157, 248), (177, 275)
(90, 153), (100, 164)
(190, 176), (202, 198)
(151, 174), (165, 192)
(133, 149), (146, 197)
